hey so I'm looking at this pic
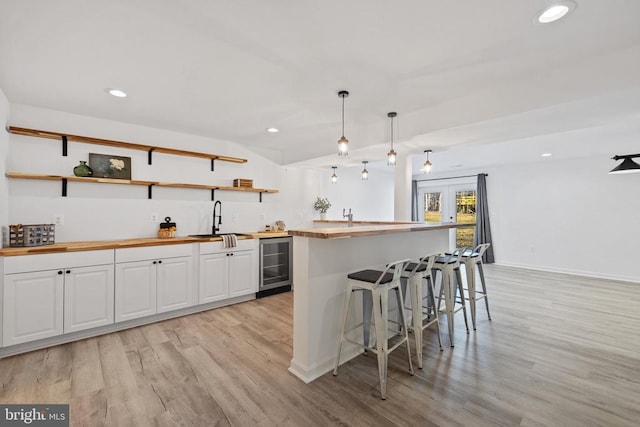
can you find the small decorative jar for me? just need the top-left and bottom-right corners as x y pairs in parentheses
(73, 161), (93, 177)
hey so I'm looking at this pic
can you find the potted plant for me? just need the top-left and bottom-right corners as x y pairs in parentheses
(313, 197), (331, 220)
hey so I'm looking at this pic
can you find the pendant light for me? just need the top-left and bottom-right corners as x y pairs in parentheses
(387, 112), (397, 166)
(331, 166), (338, 183)
(609, 154), (640, 174)
(423, 149), (433, 174)
(337, 91), (349, 156)
(361, 161), (369, 180)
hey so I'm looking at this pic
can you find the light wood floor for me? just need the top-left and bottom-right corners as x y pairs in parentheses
(1, 265), (639, 426)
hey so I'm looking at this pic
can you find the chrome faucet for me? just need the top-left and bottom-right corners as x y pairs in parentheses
(212, 200), (222, 234)
(343, 208), (353, 227)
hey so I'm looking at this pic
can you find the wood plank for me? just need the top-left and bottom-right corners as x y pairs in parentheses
(288, 222), (474, 239)
(9, 126), (248, 163)
(1, 266), (640, 425)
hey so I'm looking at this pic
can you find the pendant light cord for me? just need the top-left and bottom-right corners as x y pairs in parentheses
(341, 96), (345, 137)
(390, 116), (394, 150)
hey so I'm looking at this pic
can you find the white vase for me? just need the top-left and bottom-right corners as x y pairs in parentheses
(320, 212), (327, 220)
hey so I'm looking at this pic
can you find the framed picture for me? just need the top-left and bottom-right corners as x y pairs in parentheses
(89, 153), (132, 180)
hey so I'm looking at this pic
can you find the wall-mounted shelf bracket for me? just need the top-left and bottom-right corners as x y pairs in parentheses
(62, 178), (68, 197)
(259, 192), (263, 203)
(148, 148), (155, 165)
(211, 158), (215, 172)
(61, 135), (68, 157)
(211, 189), (215, 201)
(148, 184), (154, 199)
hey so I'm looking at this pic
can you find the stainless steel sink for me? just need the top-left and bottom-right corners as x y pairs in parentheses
(188, 233), (252, 238)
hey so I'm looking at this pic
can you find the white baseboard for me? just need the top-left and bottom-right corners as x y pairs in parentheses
(289, 345), (363, 383)
(493, 261), (640, 284)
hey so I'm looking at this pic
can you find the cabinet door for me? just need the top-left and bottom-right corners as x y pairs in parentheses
(64, 264), (115, 333)
(199, 253), (228, 303)
(3, 270), (64, 346)
(115, 260), (157, 322)
(229, 250), (258, 297)
(157, 256), (194, 313)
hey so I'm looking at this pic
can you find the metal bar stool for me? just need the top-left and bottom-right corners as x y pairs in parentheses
(333, 259), (414, 400)
(399, 253), (443, 369)
(432, 249), (469, 347)
(456, 243), (492, 330)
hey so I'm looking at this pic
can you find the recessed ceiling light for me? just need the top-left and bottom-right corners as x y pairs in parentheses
(537, 2), (575, 24)
(106, 88), (127, 98)
(541, 153), (553, 157)
(266, 127), (279, 133)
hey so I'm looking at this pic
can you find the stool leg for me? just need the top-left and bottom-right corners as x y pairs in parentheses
(410, 275), (423, 369)
(333, 282), (354, 376)
(396, 284), (414, 376)
(478, 262), (492, 320)
(465, 261), (477, 330)
(455, 267), (470, 334)
(372, 288), (388, 399)
(426, 275), (444, 351)
(442, 269), (455, 347)
(362, 291), (373, 352)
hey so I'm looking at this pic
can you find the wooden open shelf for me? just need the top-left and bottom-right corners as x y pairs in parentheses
(8, 126), (248, 165)
(6, 172), (278, 202)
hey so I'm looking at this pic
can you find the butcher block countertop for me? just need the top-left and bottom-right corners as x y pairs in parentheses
(0, 234), (257, 256)
(245, 231), (289, 239)
(288, 222), (474, 239)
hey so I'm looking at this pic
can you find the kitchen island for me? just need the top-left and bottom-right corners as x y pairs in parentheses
(287, 222), (472, 383)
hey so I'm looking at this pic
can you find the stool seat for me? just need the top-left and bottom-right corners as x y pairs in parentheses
(446, 250), (480, 258)
(403, 262), (428, 273)
(435, 255), (458, 264)
(347, 270), (393, 284)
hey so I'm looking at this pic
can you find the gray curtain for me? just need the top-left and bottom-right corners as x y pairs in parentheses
(474, 174), (495, 263)
(411, 180), (418, 221)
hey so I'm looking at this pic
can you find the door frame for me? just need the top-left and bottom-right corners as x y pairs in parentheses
(417, 178), (476, 251)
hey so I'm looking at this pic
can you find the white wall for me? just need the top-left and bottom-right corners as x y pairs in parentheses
(487, 156), (640, 282)
(414, 157), (640, 283)
(319, 164), (395, 221)
(0, 89), (9, 246)
(4, 104), (319, 242)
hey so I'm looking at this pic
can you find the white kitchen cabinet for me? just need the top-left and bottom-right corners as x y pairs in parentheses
(115, 244), (195, 322)
(3, 270), (64, 346)
(115, 260), (157, 322)
(2, 250), (114, 347)
(228, 250), (257, 297)
(64, 265), (115, 333)
(157, 256), (194, 313)
(198, 240), (258, 303)
(199, 253), (229, 303)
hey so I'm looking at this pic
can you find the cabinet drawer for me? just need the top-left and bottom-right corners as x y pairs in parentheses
(116, 244), (194, 263)
(199, 239), (257, 255)
(3, 250), (114, 274)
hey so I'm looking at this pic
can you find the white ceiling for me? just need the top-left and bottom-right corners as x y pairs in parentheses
(1, 0), (639, 169)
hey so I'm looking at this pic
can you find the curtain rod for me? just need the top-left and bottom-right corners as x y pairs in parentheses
(415, 173), (487, 183)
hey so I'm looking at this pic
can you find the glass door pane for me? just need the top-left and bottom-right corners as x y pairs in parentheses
(424, 192), (442, 222)
(455, 190), (476, 248)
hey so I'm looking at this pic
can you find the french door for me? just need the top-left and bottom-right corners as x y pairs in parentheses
(418, 182), (476, 250)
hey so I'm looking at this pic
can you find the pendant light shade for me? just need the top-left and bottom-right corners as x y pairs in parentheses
(423, 149), (433, 174)
(387, 112), (397, 166)
(337, 91), (349, 156)
(361, 161), (369, 180)
(331, 166), (338, 183)
(610, 154), (640, 174)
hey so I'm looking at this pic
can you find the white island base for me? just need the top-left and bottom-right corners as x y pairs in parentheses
(288, 224), (455, 383)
